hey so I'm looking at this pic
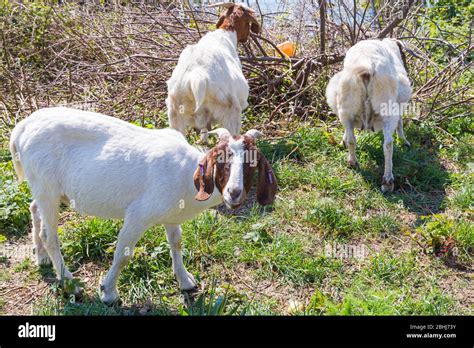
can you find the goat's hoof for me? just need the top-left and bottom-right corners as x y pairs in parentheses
(348, 159), (359, 168)
(72, 285), (83, 296)
(181, 286), (200, 296)
(104, 297), (122, 307)
(100, 285), (120, 305)
(63, 286), (84, 302)
(381, 178), (394, 193)
(181, 286), (200, 304)
(35, 253), (51, 266)
(196, 133), (209, 146)
(179, 271), (197, 290)
(180, 271), (199, 301)
(60, 278), (84, 300)
(196, 139), (209, 146)
(33, 245), (51, 266)
(340, 140), (346, 149)
(101, 294), (121, 307)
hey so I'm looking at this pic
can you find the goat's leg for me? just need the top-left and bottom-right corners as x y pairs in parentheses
(197, 130), (209, 145)
(195, 114), (210, 145)
(100, 217), (147, 304)
(164, 224), (197, 291)
(396, 118), (411, 147)
(381, 118), (398, 193)
(30, 200), (50, 266)
(341, 119), (358, 167)
(36, 197), (73, 281)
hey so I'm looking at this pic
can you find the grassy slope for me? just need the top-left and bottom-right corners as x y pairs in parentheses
(0, 117), (472, 315)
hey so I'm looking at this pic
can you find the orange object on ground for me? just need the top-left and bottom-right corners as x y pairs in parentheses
(276, 41), (296, 58)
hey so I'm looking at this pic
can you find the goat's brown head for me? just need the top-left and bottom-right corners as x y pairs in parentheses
(193, 128), (277, 209)
(212, 3), (261, 43)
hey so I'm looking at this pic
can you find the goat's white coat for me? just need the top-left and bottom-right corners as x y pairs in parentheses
(9, 107), (253, 303)
(326, 38), (412, 192)
(223, 138), (246, 206)
(166, 29), (248, 142)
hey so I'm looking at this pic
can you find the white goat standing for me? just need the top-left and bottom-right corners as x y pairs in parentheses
(326, 38), (412, 192)
(9, 107), (277, 303)
(166, 2), (260, 144)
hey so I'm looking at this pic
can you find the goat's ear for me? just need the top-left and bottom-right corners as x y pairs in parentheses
(256, 151), (277, 205)
(395, 40), (408, 71)
(250, 21), (260, 34)
(245, 10), (260, 34)
(216, 5), (234, 29)
(216, 14), (225, 29)
(194, 152), (215, 201)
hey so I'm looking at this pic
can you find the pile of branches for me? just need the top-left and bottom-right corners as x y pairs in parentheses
(0, 0), (471, 140)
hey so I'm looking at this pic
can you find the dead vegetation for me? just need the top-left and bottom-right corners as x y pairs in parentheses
(0, 0), (471, 139)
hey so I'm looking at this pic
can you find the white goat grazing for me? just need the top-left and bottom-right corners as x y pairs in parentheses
(166, 2), (260, 144)
(326, 38), (412, 192)
(9, 107), (277, 303)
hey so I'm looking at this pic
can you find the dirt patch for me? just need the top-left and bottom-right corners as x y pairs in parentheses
(438, 268), (473, 313)
(0, 236), (107, 315)
(0, 238), (47, 315)
(220, 262), (315, 314)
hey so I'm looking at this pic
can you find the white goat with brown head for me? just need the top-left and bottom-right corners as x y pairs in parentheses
(166, 2), (260, 143)
(9, 107), (277, 303)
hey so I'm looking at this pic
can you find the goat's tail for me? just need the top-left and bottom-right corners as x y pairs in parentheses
(9, 126), (25, 183)
(189, 70), (208, 113)
(347, 65), (374, 130)
(338, 64), (374, 101)
(351, 65), (373, 89)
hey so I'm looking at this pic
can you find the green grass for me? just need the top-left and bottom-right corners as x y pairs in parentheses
(0, 122), (472, 316)
(0, 149), (31, 238)
(13, 258), (33, 273)
(61, 217), (121, 268)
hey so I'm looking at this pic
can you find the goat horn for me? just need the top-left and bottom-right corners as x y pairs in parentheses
(209, 128), (232, 140)
(207, 2), (235, 9)
(394, 39), (422, 59)
(245, 129), (264, 139)
(207, 2), (255, 11)
(403, 45), (423, 59)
